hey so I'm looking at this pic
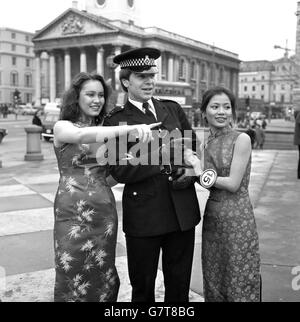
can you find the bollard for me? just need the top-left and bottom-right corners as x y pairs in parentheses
(24, 125), (44, 161)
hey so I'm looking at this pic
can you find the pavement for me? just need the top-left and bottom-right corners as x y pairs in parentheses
(0, 115), (300, 302)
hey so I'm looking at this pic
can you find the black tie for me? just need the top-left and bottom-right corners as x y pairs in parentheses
(143, 102), (156, 122)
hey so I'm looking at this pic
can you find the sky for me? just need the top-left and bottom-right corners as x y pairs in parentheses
(0, 0), (298, 62)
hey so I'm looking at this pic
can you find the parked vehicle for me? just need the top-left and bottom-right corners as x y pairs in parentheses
(41, 110), (60, 142)
(0, 128), (8, 143)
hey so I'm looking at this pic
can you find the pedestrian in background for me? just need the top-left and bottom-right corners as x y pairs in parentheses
(52, 72), (159, 302)
(254, 124), (265, 149)
(32, 111), (42, 127)
(294, 111), (300, 179)
(184, 86), (261, 302)
(193, 106), (201, 127)
(104, 47), (200, 302)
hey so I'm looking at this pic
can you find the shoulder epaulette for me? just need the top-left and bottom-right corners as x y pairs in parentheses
(105, 105), (125, 118)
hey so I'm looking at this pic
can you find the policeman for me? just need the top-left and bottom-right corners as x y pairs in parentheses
(104, 47), (200, 302)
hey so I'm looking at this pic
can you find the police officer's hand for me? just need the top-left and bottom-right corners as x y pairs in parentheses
(172, 167), (196, 190)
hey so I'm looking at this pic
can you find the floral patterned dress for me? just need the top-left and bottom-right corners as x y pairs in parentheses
(53, 128), (120, 302)
(202, 127), (261, 302)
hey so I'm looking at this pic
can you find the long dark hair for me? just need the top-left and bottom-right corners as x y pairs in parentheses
(60, 72), (110, 125)
(201, 86), (236, 120)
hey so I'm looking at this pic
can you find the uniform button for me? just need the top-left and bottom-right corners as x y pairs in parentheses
(168, 176), (173, 182)
(133, 192), (138, 196)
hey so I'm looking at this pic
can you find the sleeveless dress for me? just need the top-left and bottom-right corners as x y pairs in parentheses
(53, 128), (120, 302)
(202, 128), (261, 302)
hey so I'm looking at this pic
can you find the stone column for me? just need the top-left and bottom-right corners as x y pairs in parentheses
(34, 51), (41, 107)
(156, 56), (162, 81)
(64, 49), (71, 90)
(114, 46), (122, 90)
(97, 46), (105, 75)
(168, 54), (174, 82)
(196, 62), (201, 102)
(49, 52), (56, 102)
(80, 48), (87, 72)
(186, 59), (191, 83)
(174, 56), (179, 82)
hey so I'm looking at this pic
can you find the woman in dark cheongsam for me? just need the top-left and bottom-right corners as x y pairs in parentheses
(53, 72), (159, 302)
(184, 87), (261, 302)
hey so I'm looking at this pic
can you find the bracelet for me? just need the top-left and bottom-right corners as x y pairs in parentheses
(199, 169), (217, 189)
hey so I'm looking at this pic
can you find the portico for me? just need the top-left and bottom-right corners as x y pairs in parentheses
(33, 7), (240, 105)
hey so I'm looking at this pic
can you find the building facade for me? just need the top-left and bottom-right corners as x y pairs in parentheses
(239, 56), (299, 109)
(0, 28), (37, 104)
(240, 1), (300, 115)
(32, 0), (240, 106)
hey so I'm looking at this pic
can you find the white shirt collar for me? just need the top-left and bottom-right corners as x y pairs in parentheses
(128, 98), (157, 119)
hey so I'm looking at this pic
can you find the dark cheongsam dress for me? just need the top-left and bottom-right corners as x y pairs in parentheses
(53, 135), (120, 302)
(202, 128), (261, 302)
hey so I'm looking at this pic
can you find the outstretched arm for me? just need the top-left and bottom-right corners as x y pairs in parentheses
(53, 120), (161, 146)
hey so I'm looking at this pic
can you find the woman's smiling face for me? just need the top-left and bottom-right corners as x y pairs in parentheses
(204, 93), (233, 130)
(78, 80), (105, 122)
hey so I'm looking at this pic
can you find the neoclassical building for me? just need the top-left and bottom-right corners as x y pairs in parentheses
(32, 0), (240, 106)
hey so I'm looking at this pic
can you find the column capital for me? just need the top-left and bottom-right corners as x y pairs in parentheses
(95, 46), (104, 52)
(33, 50), (42, 57)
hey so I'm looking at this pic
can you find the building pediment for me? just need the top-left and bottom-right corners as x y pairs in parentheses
(33, 8), (118, 41)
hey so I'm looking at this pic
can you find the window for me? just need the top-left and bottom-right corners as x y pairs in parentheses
(253, 77), (256, 81)
(201, 63), (206, 80)
(281, 95), (285, 103)
(190, 61), (196, 80)
(244, 86), (248, 92)
(262, 76), (265, 80)
(261, 95), (264, 100)
(25, 73), (32, 87)
(11, 32), (16, 39)
(11, 44), (16, 51)
(25, 93), (32, 103)
(26, 46), (30, 54)
(219, 68), (224, 84)
(261, 85), (264, 90)
(11, 71), (18, 86)
(252, 86), (256, 91)
(26, 59), (30, 67)
(25, 35), (30, 42)
(179, 58), (186, 80)
(12, 57), (17, 66)
(281, 84), (285, 90)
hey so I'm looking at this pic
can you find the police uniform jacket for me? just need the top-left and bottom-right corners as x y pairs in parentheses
(103, 98), (201, 237)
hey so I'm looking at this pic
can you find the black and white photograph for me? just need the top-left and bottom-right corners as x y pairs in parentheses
(0, 0), (299, 307)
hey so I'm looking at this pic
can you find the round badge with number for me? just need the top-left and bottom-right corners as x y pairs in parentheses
(200, 169), (217, 189)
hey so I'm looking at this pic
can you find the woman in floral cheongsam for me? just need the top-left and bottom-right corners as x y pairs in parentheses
(53, 72), (160, 302)
(184, 87), (261, 302)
